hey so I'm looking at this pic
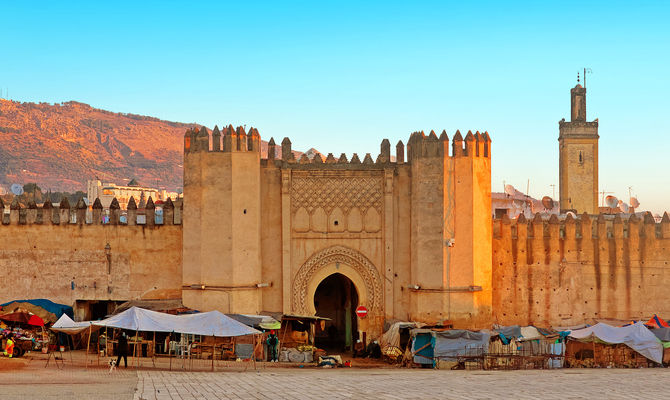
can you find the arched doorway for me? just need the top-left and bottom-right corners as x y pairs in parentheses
(313, 273), (359, 352)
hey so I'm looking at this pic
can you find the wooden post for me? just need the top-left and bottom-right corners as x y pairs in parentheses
(85, 325), (92, 369)
(96, 324), (100, 366)
(152, 331), (156, 368)
(253, 334), (258, 370)
(592, 340), (597, 367)
(211, 335), (215, 372)
(134, 328), (139, 369)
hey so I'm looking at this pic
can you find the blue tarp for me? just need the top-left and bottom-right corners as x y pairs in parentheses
(433, 330), (491, 360)
(0, 298), (73, 319)
(412, 332), (435, 365)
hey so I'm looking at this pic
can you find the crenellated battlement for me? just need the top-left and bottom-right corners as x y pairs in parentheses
(184, 125), (492, 167)
(493, 212), (669, 241)
(0, 196), (181, 226)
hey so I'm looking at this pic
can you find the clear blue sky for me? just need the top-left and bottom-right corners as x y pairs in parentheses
(1, 1), (669, 213)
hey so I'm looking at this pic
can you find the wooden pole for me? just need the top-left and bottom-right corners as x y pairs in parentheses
(85, 326), (92, 369)
(134, 328), (139, 369)
(96, 324), (100, 366)
(211, 335), (215, 372)
(105, 326), (108, 358)
(592, 340), (596, 367)
(152, 331), (156, 368)
(253, 334), (258, 370)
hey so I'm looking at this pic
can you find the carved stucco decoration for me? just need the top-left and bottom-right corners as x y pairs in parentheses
(290, 172), (383, 215)
(292, 245), (383, 315)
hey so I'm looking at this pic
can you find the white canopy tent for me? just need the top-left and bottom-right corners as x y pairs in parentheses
(92, 307), (261, 337)
(51, 314), (96, 335)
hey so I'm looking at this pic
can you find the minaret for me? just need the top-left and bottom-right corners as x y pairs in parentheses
(558, 76), (599, 214)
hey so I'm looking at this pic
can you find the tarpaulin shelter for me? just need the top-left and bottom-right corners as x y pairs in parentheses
(27, 314), (45, 327)
(380, 322), (424, 358)
(568, 322), (662, 364)
(644, 315), (669, 329)
(0, 299), (73, 321)
(0, 310), (44, 326)
(410, 328), (491, 367)
(650, 328), (670, 364)
(651, 327), (670, 343)
(226, 314), (281, 330)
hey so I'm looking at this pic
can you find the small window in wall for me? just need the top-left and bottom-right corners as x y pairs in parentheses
(579, 151), (583, 164)
(494, 209), (508, 219)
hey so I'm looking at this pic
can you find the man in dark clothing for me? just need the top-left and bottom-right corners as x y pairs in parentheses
(266, 330), (279, 362)
(116, 331), (129, 368)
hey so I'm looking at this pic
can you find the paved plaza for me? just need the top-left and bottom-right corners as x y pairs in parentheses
(1, 355), (669, 400)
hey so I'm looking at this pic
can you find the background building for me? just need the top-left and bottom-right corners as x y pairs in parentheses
(87, 178), (178, 209)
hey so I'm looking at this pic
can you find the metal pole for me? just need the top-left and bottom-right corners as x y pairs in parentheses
(169, 332), (173, 371)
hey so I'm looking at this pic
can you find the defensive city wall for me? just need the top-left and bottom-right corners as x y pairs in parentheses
(0, 197), (182, 321)
(2, 123), (670, 332)
(492, 212), (670, 327)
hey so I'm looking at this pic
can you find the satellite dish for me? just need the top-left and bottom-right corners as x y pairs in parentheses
(541, 196), (554, 210)
(630, 197), (640, 208)
(620, 203), (630, 213)
(10, 183), (24, 196)
(504, 184), (516, 196)
(605, 195), (618, 209)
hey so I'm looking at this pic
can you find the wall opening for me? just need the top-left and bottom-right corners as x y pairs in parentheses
(313, 273), (358, 352)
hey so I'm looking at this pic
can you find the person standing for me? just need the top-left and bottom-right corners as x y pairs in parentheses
(116, 331), (128, 368)
(3, 334), (14, 358)
(266, 330), (279, 362)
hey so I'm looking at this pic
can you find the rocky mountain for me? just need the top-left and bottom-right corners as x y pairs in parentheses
(0, 99), (195, 193)
(0, 100), (308, 194)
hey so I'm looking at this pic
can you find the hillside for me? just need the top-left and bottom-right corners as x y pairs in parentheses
(0, 99), (195, 193)
(0, 99), (313, 194)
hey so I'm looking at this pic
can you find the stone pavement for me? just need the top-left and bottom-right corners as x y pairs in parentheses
(134, 368), (670, 400)
(2, 354), (669, 400)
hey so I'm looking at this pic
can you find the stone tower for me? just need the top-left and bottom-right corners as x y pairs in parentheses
(182, 125), (263, 313)
(559, 82), (599, 214)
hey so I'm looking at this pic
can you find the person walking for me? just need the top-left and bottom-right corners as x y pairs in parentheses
(116, 331), (129, 368)
(266, 330), (279, 362)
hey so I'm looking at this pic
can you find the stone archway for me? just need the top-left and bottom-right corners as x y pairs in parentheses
(292, 245), (383, 316)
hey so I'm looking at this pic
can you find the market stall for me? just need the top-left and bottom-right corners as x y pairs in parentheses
(1, 310), (48, 358)
(91, 307), (262, 369)
(566, 322), (662, 367)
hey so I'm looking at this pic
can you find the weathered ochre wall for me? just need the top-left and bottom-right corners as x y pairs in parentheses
(493, 213), (670, 327)
(0, 211), (183, 312)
